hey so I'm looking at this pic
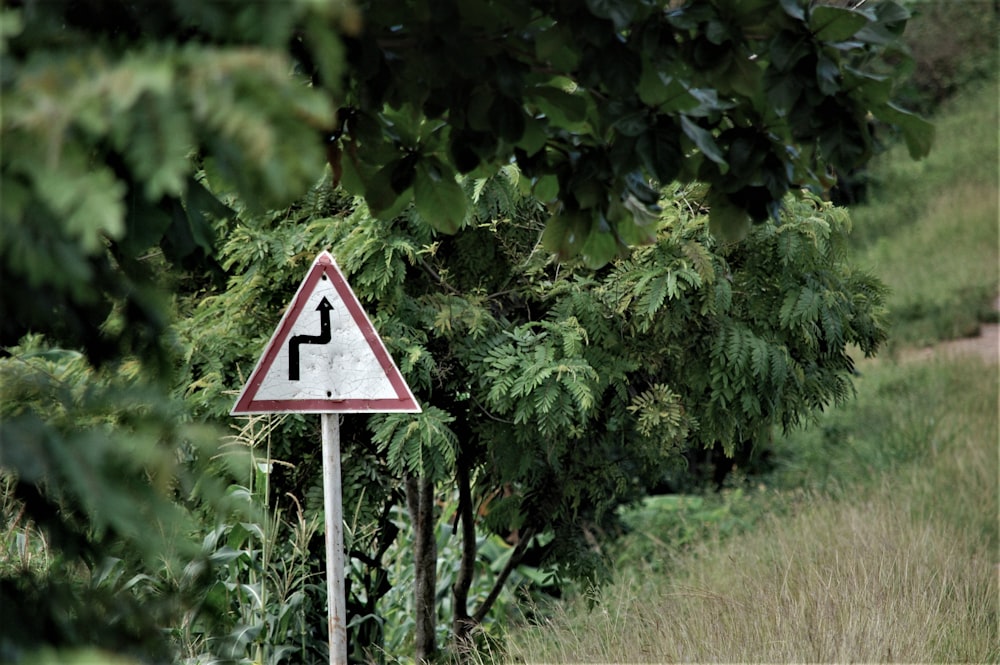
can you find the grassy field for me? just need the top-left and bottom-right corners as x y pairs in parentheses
(500, 68), (999, 665)
(851, 79), (999, 348)
(506, 359), (997, 663)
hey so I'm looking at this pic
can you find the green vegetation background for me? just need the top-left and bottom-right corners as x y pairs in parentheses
(505, 63), (998, 665)
(1, 1), (996, 663)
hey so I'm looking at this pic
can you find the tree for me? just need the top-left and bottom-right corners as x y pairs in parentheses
(1, 0), (921, 661)
(2, 0), (929, 360)
(180, 174), (887, 659)
(1, 1), (350, 660)
(329, 0), (933, 258)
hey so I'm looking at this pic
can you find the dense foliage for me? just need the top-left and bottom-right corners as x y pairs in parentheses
(175, 175), (886, 659)
(1, 0), (929, 364)
(0, 0), (925, 662)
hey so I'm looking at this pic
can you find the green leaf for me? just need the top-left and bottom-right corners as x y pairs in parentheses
(533, 174), (560, 202)
(873, 103), (935, 160)
(844, 67), (892, 106)
(489, 95), (526, 142)
(636, 126), (681, 183)
(517, 115), (548, 156)
(778, 0), (805, 21)
(708, 192), (750, 243)
(304, 20), (345, 91)
(414, 159), (467, 234)
(541, 209), (591, 260)
(118, 198), (172, 258)
(721, 51), (763, 99)
(580, 216), (619, 268)
(534, 24), (579, 71)
(530, 86), (588, 130)
(585, 0), (636, 30)
(681, 116), (727, 168)
(855, 1), (910, 45)
(609, 189), (657, 246)
(33, 162), (126, 252)
(725, 0), (780, 23)
(809, 5), (869, 42)
(770, 30), (811, 72)
(338, 149), (368, 196)
(365, 161), (410, 217)
(612, 109), (650, 137)
(467, 85), (496, 132)
(638, 68), (703, 114)
(816, 55), (840, 96)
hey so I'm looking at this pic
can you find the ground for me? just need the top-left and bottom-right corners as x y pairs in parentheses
(901, 296), (1000, 364)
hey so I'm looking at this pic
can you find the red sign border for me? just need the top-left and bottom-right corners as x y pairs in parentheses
(231, 251), (421, 414)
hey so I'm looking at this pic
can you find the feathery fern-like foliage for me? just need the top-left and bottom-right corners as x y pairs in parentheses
(174, 170), (886, 659)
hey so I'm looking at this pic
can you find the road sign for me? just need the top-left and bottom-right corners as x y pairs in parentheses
(231, 250), (421, 414)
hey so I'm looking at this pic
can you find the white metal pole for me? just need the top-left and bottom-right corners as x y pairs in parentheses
(321, 413), (348, 665)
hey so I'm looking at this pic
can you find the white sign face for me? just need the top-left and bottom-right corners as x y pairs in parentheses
(231, 251), (421, 414)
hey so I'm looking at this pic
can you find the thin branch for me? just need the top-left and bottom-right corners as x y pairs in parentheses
(471, 395), (515, 425)
(417, 255), (462, 295)
(471, 525), (537, 625)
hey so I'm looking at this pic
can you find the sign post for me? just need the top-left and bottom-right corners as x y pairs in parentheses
(321, 413), (348, 664)
(231, 250), (420, 665)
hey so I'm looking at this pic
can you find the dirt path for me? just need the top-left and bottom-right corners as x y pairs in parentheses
(898, 296), (999, 364)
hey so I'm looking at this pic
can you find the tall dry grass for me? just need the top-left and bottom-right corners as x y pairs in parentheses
(506, 357), (998, 663)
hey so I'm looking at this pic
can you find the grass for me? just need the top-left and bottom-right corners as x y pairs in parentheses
(512, 503), (995, 663)
(506, 359), (998, 663)
(851, 80), (999, 348)
(498, 63), (999, 665)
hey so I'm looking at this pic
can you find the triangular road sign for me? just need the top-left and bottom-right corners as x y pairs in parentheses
(231, 251), (421, 414)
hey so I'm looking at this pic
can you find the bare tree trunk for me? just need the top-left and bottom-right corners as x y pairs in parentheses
(451, 452), (477, 645)
(405, 473), (438, 663)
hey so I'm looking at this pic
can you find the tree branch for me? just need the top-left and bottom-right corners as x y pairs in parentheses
(471, 525), (537, 625)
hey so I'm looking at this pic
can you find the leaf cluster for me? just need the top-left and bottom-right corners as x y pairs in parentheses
(0, 338), (250, 662)
(183, 174), (886, 595)
(332, 0), (932, 260)
(0, 0), (352, 368)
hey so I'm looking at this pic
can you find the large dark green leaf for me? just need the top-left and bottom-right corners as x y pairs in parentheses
(533, 174), (560, 203)
(414, 159), (467, 234)
(769, 30), (811, 72)
(809, 5), (869, 42)
(580, 222), (619, 268)
(585, 0), (636, 30)
(636, 126), (682, 184)
(529, 86), (589, 129)
(844, 68), (892, 106)
(681, 117), (727, 168)
(366, 161), (413, 218)
(873, 102), (935, 160)
(534, 24), (580, 71)
(778, 0), (805, 21)
(816, 55), (840, 96)
(638, 68), (700, 113)
(541, 209), (591, 260)
(708, 192), (751, 242)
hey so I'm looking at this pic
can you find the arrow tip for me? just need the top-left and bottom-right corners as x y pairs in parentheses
(316, 297), (333, 311)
